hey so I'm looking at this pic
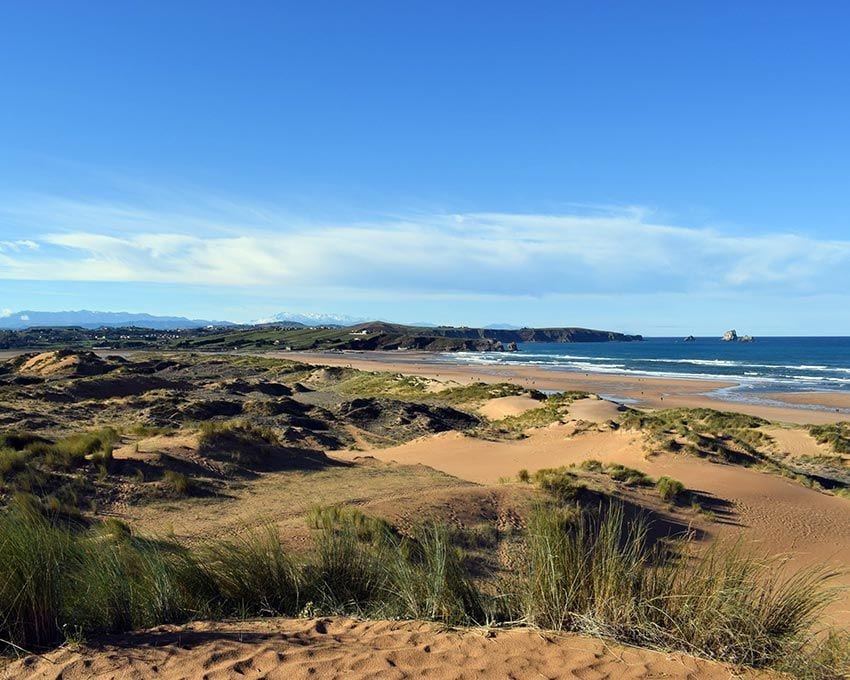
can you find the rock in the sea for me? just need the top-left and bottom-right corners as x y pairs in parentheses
(507, 341), (519, 352)
(684, 335), (696, 342)
(722, 330), (738, 342)
(740, 335), (754, 342)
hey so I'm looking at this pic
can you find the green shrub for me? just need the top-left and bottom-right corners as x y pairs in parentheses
(162, 470), (190, 496)
(532, 467), (586, 501)
(604, 464), (653, 486)
(656, 476), (686, 502)
(579, 459), (604, 473)
(0, 448), (29, 478)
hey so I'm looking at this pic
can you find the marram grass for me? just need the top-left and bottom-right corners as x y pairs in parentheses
(0, 500), (846, 677)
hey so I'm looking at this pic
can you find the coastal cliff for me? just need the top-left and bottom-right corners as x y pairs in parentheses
(337, 322), (642, 352)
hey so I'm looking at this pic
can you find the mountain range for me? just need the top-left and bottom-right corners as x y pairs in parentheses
(0, 309), (370, 330)
(0, 310), (233, 331)
(251, 312), (369, 326)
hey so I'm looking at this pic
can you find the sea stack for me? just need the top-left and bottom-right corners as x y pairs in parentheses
(684, 335), (696, 342)
(722, 329), (738, 342)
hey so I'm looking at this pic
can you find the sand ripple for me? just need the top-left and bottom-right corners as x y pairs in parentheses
(2, 617), (766, 680)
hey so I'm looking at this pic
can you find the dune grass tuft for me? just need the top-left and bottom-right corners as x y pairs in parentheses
(656, 476), (686, 502)
(516, 503), (845, 669)
(808, 423), (850, 455)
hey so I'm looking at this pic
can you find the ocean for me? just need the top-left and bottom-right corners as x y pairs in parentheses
(444, 336), (850, 405)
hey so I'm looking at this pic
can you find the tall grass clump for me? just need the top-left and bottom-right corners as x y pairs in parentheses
(304, 507), (482, 624)
(194, 527), (300, 617)
(656, 476), (686, 502)
(383, 523), (483, 624)
(305, 506), (389, 612)
(0, 505), (302, 651)
(53, 428), (119, 466)
(646, 541), (842, 667)
(516, 503), (844, 669)
(520, 503), (652, 633)
(0, 500), (78, 649)
(162, 470), (191, 496)
(0, 503), (201, 650)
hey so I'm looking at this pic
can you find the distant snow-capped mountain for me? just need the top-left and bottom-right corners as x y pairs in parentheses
(0, 310), (233, 330)
(252, 312), (369, 327)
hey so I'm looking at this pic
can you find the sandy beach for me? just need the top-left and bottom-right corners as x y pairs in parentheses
(284, 350), (850, 425)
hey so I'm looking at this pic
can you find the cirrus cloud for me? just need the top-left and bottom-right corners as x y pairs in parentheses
(1, 198), (848, 300)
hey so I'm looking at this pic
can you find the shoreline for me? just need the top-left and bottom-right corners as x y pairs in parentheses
(282, 350), (850, 425)
(3, 347), (847, 425)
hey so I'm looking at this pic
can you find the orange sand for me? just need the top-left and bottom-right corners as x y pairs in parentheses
(2, 617), (770, 680)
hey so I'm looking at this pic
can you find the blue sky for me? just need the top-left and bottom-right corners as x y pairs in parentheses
(1, 1), (849, 334)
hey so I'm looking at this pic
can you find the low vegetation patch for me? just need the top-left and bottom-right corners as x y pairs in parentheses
(578, 459), (653, 487)
(619, 408), (847, 494)
(656, 475), (686, 503)
(162, 470), (191, 497)
(488, 391), (590, 434)
(528, 467), (589, 502)
(0, 428), (119, 515)
(808, 422), (850, 455)
(197, 420), (330, 472)
(332, 371), (429, 399)
(332, 373), (533, 409)
(621, 407), (772, 464)
(436, 382), (531, 404)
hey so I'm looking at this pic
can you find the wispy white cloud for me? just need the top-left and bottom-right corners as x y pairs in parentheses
(1, 198), (848, 300)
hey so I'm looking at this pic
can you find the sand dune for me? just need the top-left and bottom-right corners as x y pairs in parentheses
(2, 617), (768, 680)
(566, 396), (624, 422)
(477, 394), (541, 419)
(344, 426), (649, 485)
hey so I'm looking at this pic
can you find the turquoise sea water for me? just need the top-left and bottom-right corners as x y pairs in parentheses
(443, 337), (850, 411)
